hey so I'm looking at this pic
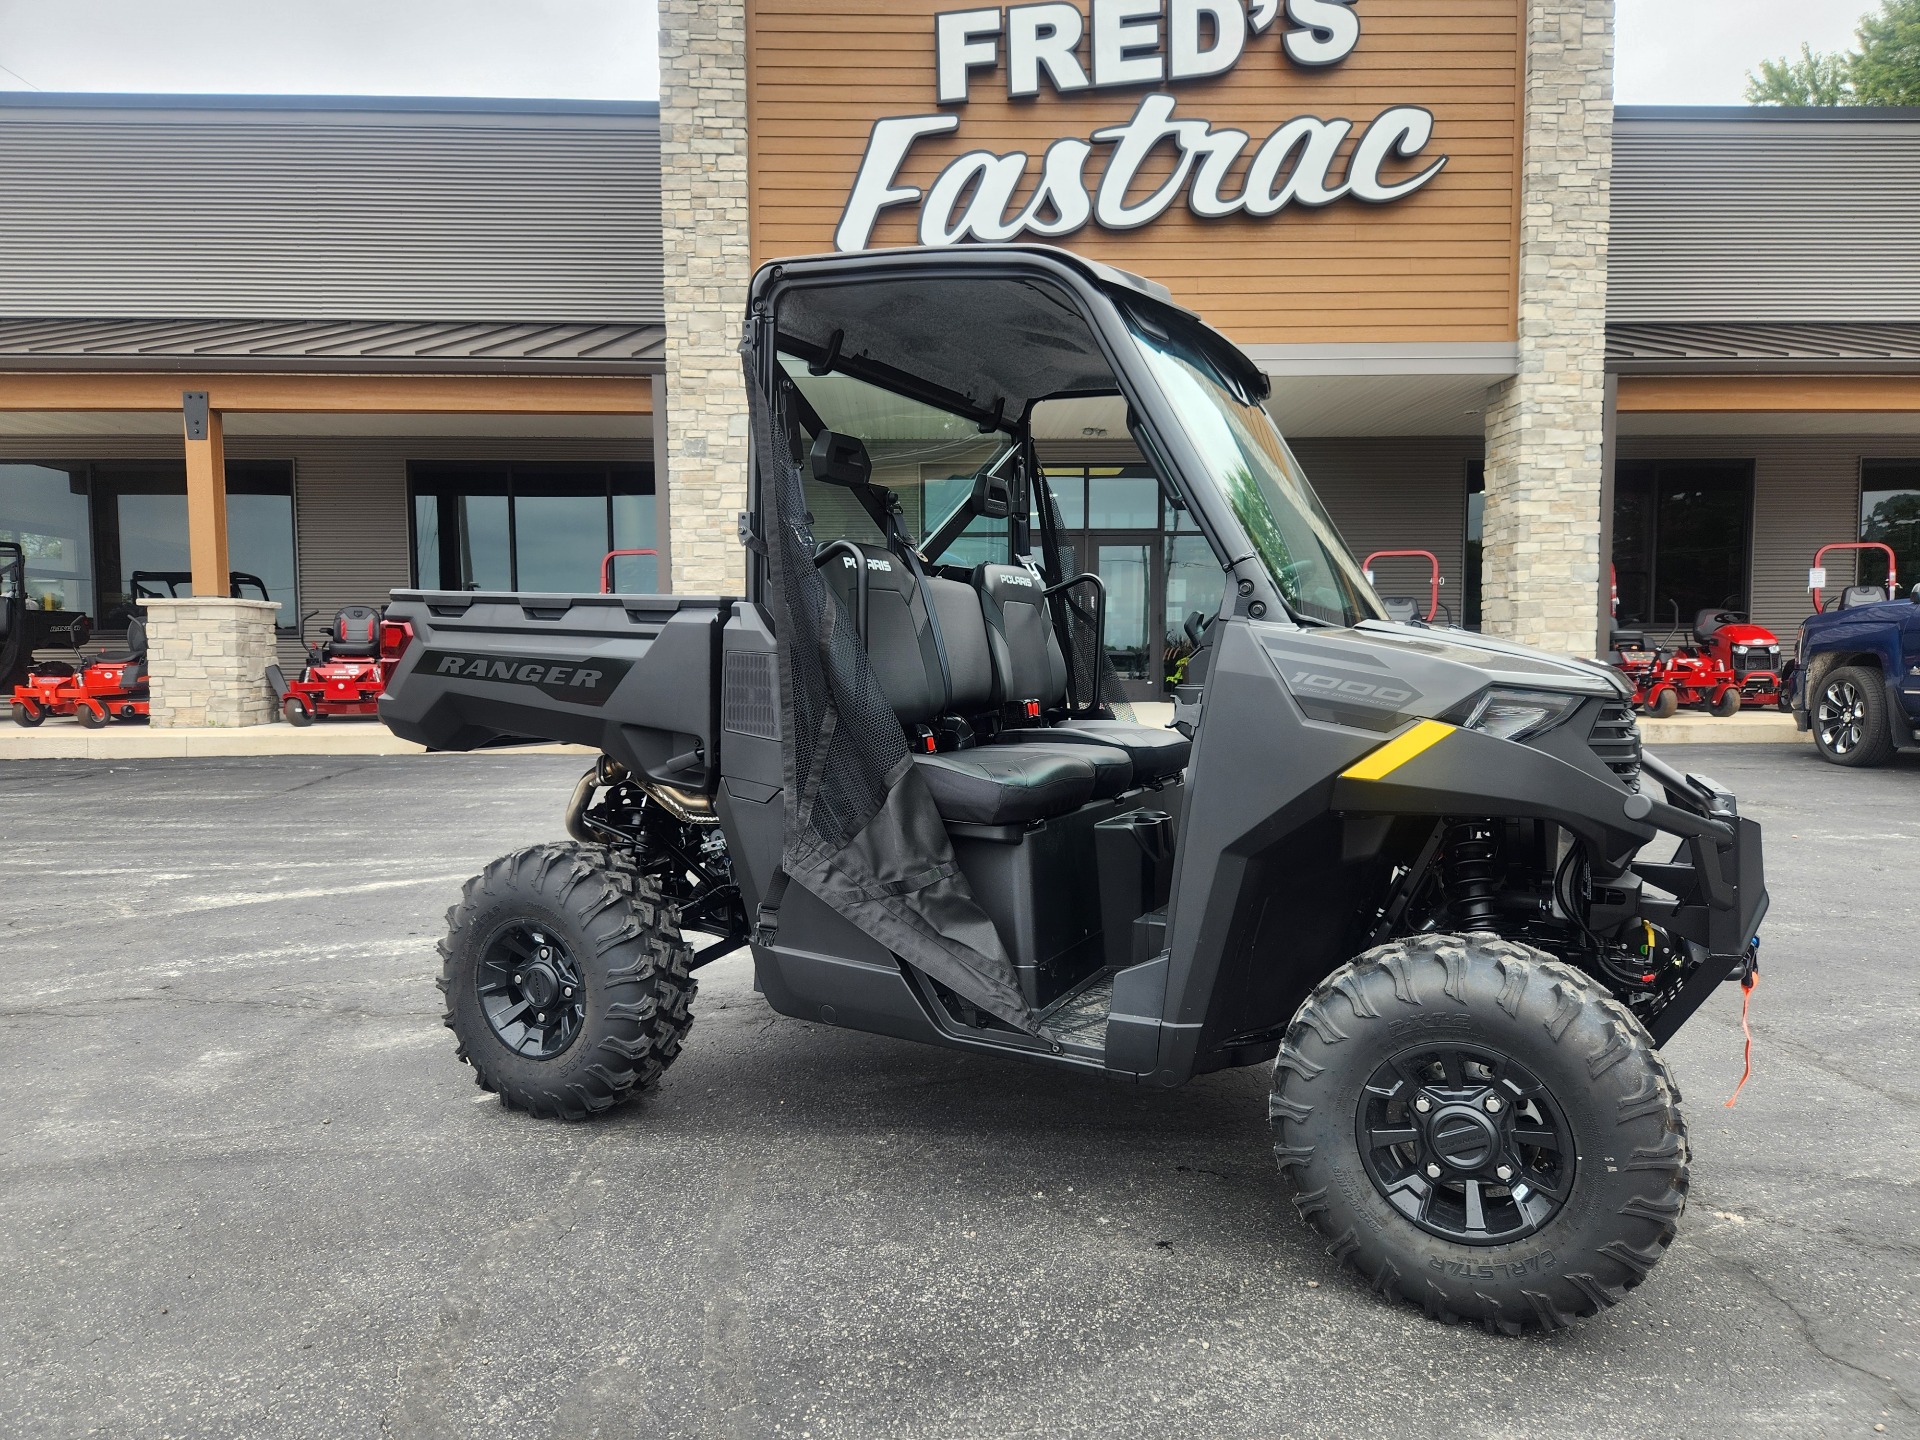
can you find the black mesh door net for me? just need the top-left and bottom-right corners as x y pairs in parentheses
(744, 354), (1036, 1034)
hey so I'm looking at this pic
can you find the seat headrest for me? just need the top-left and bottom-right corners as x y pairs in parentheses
(809, 430), (873, 489)
(1838, 585), (1887, 610)
(974, 563), (1047, 609)
(328, 604), (383, 657)
(124, 616), (148, 656)
(823, 542), (914, 596)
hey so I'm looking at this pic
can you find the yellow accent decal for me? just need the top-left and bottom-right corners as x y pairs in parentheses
(1341, 720), (1456, 782)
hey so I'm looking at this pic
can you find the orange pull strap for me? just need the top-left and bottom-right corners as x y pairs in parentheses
(1723, 972), (1758, 1108)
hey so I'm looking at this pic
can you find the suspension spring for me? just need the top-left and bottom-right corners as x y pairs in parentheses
(1444, 820), (1502, 930)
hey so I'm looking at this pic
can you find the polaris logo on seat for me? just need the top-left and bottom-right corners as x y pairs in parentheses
(1000, 574), (1036, 588)
(418, 648), (633, 705)
(841, 555), (893, 573)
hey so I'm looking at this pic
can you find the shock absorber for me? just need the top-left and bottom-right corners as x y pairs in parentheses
(1444, 820), (1502, 930)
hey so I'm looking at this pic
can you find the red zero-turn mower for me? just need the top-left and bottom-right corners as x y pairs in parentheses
(12, 617), (151, 728)
(269, 606), (411, 726)
(10, 612), (90, 726)
(1809, 542), (1899, 613)
(1361, 550), (1446, 625)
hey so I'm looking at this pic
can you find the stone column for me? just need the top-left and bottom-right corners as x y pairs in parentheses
(143, 597), (279, 728)
(1481, 0), (1614, 657)
(660, 0), (753, 598)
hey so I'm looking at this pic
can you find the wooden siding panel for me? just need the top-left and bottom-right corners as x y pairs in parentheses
(748, 0), (1523, 347)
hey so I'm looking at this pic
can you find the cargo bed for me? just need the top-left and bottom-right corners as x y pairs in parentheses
(378, 590), (735, 790)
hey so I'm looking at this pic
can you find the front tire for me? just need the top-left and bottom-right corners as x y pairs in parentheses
(1271, 934), (1689, 1334)
(1648, 688), (1679, 719)
(75, 702), (108, 729)
(11, 700), (42, 728)
(1709, 688), (1742, 718)
(439, 843), (695, 1120)
(1812, 666), (1895, 767)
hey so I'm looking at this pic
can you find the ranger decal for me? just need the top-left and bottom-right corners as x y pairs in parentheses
(416, 649), (633, 705)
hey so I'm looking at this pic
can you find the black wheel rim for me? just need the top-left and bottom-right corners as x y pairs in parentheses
(1355, 1042), (1577, 1246)
(476, 921), (587, 1061)
(1816, 679), (1864, 755)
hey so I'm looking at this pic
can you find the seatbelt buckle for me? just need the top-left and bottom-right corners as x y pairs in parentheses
(753, 904), (781, 945)
(911, 725), (938, 754)
(1022, 699), (1042, 720)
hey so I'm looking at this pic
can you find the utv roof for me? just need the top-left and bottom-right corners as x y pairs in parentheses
(752, 245), (1264, 425)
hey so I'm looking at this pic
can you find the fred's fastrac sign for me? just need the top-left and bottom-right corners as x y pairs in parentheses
(837, 1), (1447, 251)
(749, 0), (1526, 346)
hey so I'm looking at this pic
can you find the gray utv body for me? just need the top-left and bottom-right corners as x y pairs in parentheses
(382, 245), (1764, 1084)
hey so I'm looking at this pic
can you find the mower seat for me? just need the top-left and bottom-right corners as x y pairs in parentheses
(1693, 609), (1743, 645)
(1838, 586), (1887, 610)
(324, 605), (383, 660)
(94, 617), (149, 686)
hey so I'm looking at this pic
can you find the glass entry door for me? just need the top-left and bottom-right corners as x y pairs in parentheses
(1613, 461), (1754, 632)
(1091, 534), (1159, 702)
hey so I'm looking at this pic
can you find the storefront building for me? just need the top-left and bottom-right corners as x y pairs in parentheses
(4, 6), (1919, 721)
(658, 0), (1920, 669)
(0, 94), (664, 717)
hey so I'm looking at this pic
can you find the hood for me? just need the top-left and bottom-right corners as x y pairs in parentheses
(1351, 621), (1629, 698)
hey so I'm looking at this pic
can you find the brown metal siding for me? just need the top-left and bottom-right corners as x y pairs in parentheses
(748, 0), (1525, 346)
(1616, 435), (1920, 640)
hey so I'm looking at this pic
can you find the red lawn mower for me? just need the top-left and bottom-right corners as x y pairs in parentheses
(10, 615), (151, 728)
(1361, 550), (1448, 625)
(1609, 603), (1780, 719)
(269, 606), (409, 726)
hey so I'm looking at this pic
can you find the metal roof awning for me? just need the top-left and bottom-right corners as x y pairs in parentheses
(1608, 322), (1920, 374)
(0, 318), (666, 374)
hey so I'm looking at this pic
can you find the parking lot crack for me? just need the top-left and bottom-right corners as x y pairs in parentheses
(1703, 1248), (1917, 1416)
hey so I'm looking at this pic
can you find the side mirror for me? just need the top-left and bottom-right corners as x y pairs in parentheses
(971, 467), (1012, 520)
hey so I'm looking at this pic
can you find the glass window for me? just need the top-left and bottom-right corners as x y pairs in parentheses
(1087, 469), (1160, 529)
(1124, 307), (1379, 627)
(0, 463), (93, 616)
(1612, 460), (1752, 628)
(780, 353), (1011, 555)
(1861, 461), (1920, 592)
(409, 463), (654, 593)
(89, 461), (296, 629)
(1038, 468), (1086, 531)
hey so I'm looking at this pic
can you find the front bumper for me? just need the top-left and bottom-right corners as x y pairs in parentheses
(1331, 723), (1769, 1047)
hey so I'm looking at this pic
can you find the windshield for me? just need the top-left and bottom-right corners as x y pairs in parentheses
(1125, 311), (1382, 628)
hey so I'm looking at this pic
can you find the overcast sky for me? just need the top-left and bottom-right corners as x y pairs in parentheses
(0, 0), (1890, 105)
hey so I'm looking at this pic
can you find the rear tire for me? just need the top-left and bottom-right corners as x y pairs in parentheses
(1709, 689), (1742, 718)
(439, 843), (695, 1120)
(11, 700), (42, 728)
(1271, 934), (1689, 1334)
(1648, 688), (1679, 719)
(1812, 666), (1896, 767)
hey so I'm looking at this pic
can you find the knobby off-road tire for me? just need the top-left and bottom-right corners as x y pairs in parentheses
(1270, 934), (1689, 1335)
(1811, 665), (1897, 768)
(439, 843), (695, 1121)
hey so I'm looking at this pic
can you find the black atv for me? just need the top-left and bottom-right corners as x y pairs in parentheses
(379, 246), (1767, 1334)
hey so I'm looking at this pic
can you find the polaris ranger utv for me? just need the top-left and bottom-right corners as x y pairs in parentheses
(380, 246), (1767, 1334)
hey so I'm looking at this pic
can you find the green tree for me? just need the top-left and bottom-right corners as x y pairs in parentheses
(1852, 0), (1920, 105)
(1746, 43), (1852, 106)
(1747, 0), (1920, 107)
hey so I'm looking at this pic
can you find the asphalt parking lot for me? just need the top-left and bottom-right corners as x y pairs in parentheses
(2, 746), (1915, 1439)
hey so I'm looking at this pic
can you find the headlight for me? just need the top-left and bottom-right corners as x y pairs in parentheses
(1464, 687), (1582, 742)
